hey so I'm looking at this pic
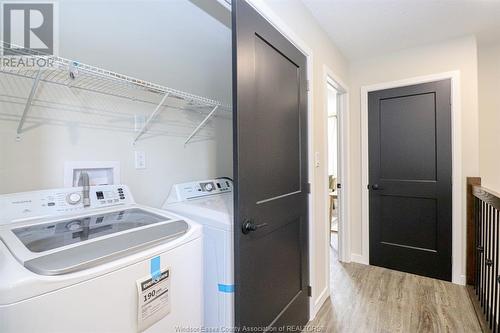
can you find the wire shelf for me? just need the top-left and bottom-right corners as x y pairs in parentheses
(0, 41), (231, 143)
(0, 41), (229, 108)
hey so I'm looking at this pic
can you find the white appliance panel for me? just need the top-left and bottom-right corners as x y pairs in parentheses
(163, 178), (234, 332)
(0, 237), (202, 333)
(0, 185), (203, 332)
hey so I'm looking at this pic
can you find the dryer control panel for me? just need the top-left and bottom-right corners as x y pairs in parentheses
(0, 185), (134, 225)
(168, 178), (232, 202)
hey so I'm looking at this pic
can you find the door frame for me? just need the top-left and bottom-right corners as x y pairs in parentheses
(322, 65), (350, 265)
(360, 71), (464, 285)
(242, 0), (318, 320)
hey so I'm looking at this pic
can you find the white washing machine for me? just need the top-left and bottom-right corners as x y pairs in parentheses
(0, 184), (203, 333)
(162, 178), (233, 332)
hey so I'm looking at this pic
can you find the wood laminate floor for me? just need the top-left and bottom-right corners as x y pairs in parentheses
(305, 238), (482, 333)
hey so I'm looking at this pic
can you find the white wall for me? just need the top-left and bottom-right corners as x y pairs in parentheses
(478, 42), (500, 192)
(249, 0), (350, 319)
(348, 36), (480, 281)
(0, 0), (233, 207)
(59, 0), (232, 106)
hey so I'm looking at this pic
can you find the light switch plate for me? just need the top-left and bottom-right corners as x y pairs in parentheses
(135, 151), (146, 169)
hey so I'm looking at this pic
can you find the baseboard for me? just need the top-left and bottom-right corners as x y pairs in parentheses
(309, 286), (329, 321)
(338, 249), (351, 263)
(350, 253), (369, 265)
(453, 274), (466, 286)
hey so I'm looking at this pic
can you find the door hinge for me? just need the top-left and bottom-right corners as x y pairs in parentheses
(306, 80), (310, 92)
(305, 182), (311, 194)
(307, 286), (312, 297)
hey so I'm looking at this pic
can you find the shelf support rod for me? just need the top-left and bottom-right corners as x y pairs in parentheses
(17, 70), (42, 139)
(184, 105), (219, 145)
(133, 92), (170, 144)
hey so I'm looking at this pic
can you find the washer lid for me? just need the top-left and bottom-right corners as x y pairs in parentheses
(0, 204), (197, 275)
(23, 220), (188, 275)
(13, 208), (170, 253)
(164, 193), (233, 230)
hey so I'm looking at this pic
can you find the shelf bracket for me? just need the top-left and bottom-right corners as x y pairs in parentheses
(133, 92), (170, 144)
(17, 70), (42, 140)
(184, 105), (219, 145)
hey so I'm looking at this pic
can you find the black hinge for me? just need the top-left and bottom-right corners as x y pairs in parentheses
(307, 286), (312, 297)
(337, 183), (342, 189)
(305, 183), (311, 194)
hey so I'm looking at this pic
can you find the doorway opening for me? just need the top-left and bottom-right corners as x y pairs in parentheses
(327, 82), (340, 253)
(324, 73), (348, 265)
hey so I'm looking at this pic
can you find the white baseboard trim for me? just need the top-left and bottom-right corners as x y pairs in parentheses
(453, 274), (466, 286)
(350, 253), (369, 265)
(310, 286), (329, 321)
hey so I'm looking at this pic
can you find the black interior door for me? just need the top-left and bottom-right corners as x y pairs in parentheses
(368, 79), (452, 281)
(232, 0), (309, 330)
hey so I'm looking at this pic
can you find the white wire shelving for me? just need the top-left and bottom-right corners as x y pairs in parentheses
(0, 41), (231, 144)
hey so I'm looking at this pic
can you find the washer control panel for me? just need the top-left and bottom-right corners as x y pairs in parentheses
(170, 178), (232, 201)
(0, 185), (133, 225)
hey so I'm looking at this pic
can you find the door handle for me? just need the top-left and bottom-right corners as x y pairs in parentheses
(242, 220), (268, 234)
(371, 184), (382, 190)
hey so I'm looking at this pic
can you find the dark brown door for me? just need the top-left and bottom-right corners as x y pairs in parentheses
(232, 0), (309, 330)
(368, 79), (452, 281)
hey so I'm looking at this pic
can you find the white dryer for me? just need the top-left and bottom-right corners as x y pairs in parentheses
(0, 185), (203, 333)
(162, 178), (233, 332)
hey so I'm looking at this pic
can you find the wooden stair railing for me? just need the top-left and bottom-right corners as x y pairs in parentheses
(467, 177), (500, 332)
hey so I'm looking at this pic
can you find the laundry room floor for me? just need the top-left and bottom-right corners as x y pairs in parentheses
(304, 248), (482, 332)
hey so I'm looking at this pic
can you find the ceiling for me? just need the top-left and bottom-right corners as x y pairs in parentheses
(301, 0), (500, 60)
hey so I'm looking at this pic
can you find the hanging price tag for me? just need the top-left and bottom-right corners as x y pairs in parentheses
(136, 268), (171, 332)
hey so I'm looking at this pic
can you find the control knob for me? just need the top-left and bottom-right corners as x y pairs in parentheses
(205, 183), (214, 191)
(67, 192), (82, 205)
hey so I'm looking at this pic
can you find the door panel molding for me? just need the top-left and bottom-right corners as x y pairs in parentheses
(380, 241), (438, 253)
(256, 191), (303, 205)
(360, 71), (464, 285)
